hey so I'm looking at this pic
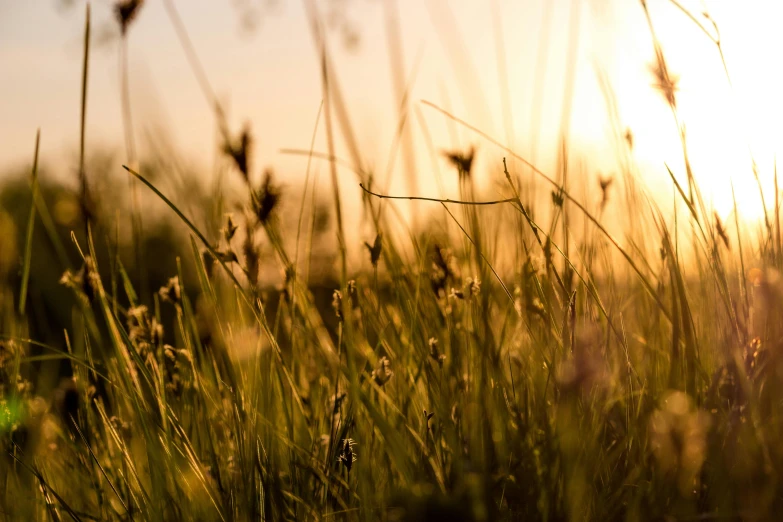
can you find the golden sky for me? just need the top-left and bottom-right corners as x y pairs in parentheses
(1, 0), (781, 222)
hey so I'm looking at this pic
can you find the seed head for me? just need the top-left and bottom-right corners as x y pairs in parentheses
(649, 45), (679, 109)
(428, 337), (446, 367)
(624, 128), (634, 150)
(223, 214), (239, 242)
(115, 0), (144, 35)
(466, 276), (481, 297)
(332, 290), (344, 322)
(223, 125), (252, 183)
(599, 176), (614, 208)
(329, 392), (347, 416)
(252, 170), (280, 225)
(337, 438), (357, 472)
(212, 249), (239, 265)
(158, 276), (181, 305)
(443, 147), (475, 179)
(551, 190), (564, 208)
(430, 244), (455, 296)
(714, 212), (730, 250)
(364, 232), (383, 267)
(371, 356), (393, 387)
(59, 256), (100, 301)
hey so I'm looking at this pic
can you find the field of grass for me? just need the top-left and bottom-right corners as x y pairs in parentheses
(3, 1), (783, 521)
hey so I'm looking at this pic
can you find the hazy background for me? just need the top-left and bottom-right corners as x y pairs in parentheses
(1, 0), (782, 221)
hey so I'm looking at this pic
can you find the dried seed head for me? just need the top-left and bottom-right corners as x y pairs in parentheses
(337, 438), (357, 472)
(624, 128), (634, 149)
(59, 257), (99, 301)
(0, 340), (20, 372)
(115, 0), (144, 35)
(223, 125), (252, 183)
(715, 213), (730, 250)
(649, 45), (679, 109)
(466, 276), (481, 297)
(329, 392), (347, 416)
(449, 288), (465, 300)
(364, 232), (383, 267)
(371, 356), (393, 387)
(212, 249), (239, 265)
(428, 337), (446, 367)
(599, 176), (614, 207)
(243, 234), (259, 288)
(252, 170), (280, 225)
(346, 280), (358, 303)
(430, 244), (455, 296)
(109, 416), (132, 441)
(551, 190), (564, 208)
(159, 276), (181, 305)
(443, 147), (475, 179)
(223, 214), (239, 242)
(332, 290), (344, 322)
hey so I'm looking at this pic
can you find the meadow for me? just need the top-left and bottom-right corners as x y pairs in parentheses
(2, 1), (783, 520)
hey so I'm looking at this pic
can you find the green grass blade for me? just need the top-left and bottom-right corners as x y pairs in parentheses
(18, 130), (41, 315)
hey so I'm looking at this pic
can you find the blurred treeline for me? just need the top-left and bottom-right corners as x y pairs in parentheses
(0, 151), (341, 396)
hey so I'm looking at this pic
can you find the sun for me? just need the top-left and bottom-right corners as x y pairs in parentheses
(597, 0), (782, 226)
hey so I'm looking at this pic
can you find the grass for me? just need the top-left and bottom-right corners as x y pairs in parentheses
(3, 1), (783, 521)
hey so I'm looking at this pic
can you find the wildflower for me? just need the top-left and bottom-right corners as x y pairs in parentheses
(428, 337), (446, 367)
(158, 276), (181, 305)
(449, 288), (465, 300)
(371, 356), (393, 387)
(337, 438), (357, 472)
(115, 0), (144, 35)
(443, 146), (475, 179)
(649, 390), (711, 496)
(365, 232), (383, 267)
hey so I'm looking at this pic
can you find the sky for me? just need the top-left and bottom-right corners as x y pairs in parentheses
(1, 0), (782, 224)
